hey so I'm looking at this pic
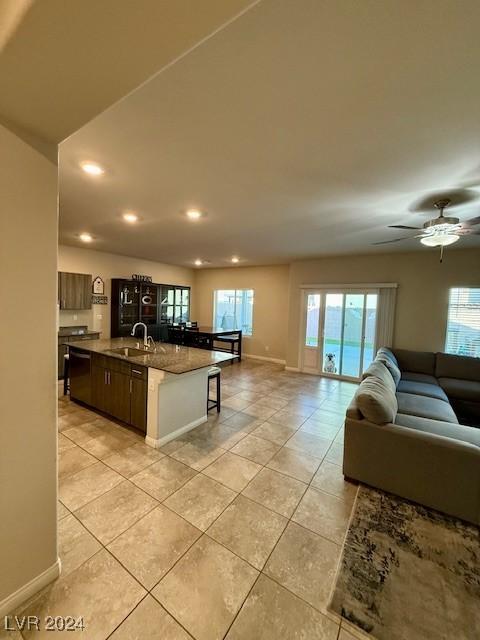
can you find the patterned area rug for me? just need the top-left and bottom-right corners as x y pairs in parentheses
(329, 486), (480, 640)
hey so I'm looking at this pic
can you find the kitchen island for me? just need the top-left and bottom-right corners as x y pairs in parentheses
(68, 337), (235, 448)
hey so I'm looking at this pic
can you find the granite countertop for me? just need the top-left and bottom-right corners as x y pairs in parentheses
(67, 337), (236, 374)
(58, 327), (101, 337)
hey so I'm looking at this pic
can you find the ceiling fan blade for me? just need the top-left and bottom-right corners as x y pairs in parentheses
(462, 216), (480, 227)
(372, 237), (411, 245)
(388, 225), (421, 230)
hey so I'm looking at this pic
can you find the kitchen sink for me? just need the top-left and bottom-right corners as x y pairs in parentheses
(107, 347), (151, 357)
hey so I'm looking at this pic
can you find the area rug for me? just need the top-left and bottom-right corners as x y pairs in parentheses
(329, 485), (480, 640)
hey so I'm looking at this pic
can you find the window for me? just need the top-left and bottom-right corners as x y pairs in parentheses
(213, 289), (254, 336)
(445, 288), (480, 357)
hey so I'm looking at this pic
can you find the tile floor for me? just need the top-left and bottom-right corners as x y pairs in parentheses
(14, 360), (367, 640)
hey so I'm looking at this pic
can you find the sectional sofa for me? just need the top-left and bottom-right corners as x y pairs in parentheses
(344, 348), (480, 524)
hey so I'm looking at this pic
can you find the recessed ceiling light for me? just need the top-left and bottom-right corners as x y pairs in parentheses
(81, 162), (104, 176)
(79, 233), (93, 242)
(194, 259), (203, 266)
(186, 209), (204, 220)
(231, 256), (240, 263)
(123, 212), (138, 223)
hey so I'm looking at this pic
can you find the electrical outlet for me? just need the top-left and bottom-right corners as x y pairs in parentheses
(265, 345), (270, 352)
(97, 314), (103, 320)
(73, 314), (77, 321)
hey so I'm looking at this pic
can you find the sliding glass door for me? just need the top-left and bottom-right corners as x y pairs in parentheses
(302, 289), (378, 380)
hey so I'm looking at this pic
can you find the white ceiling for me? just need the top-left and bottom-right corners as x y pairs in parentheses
(59, 0), (480, 267)
(0, 0), (254, 144)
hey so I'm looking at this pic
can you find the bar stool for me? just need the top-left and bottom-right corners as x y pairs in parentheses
(63, 353), (70, 395)
(213, 333), (241, 361)
(207, 366), (221, 413)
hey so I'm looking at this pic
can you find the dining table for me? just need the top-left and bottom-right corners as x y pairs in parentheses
(184, 326), (242, 360)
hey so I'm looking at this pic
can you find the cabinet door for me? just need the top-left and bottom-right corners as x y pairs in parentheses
(92, 365), (108, 413)
(107, 370), (131, 423)
(174, 287), (190, 323)
(69, 349), (92, 404)
(118, 281), (140, 331)
(130, 377), (147, 432)
(59, 272), (92, 309)
(78, 274), (92, 309)
(140, 284), (158, 326)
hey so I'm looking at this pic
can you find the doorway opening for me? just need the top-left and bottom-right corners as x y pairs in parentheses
(301, 289), (378, 381)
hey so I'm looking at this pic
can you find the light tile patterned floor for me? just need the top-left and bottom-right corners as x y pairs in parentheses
(15, 360), (365, 640)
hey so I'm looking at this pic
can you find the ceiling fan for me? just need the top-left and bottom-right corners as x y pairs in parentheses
(373, 198), (480, 260)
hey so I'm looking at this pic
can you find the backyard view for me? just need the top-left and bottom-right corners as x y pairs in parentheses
(306, 292), (377, 377)
(213, 289), (254, 336)
(446, 288), (480, 358)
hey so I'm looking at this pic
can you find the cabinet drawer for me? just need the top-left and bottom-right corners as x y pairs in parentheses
(92, 353), (108, 369)
(130, 365), (147, 380)
(91, 352), (131, 375)
(109, 358), (131, 375)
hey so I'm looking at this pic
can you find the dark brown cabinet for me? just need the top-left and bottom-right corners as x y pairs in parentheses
(58, 272), (92, 310)
(111, 279), (190, 341)
(70, 348), (147, 433)
(92, 364), (109, 413)
(108, 370), (131, 423)
(130, 375), (147, 431)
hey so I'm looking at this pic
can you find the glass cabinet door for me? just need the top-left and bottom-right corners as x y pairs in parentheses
(119, 282), (140, 328)
(140, 284), (158, 325)
(174, 287), (190, 323)
(159, 286), (175, 324)
(158, 285), (190, 324)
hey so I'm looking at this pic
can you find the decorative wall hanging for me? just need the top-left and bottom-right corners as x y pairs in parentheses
(92, 276), (104, 294)
(132, 274), (152, 282)
(92, 295), (108, 305)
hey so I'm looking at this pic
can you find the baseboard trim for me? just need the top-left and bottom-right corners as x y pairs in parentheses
(145, 415), (208, 449)
(0, 557), (61, 617)
(244, 354), (286, 365)
(285, 366), (300, 372)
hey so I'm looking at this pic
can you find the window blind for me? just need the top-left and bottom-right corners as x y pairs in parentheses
(445, 288), (480, 358)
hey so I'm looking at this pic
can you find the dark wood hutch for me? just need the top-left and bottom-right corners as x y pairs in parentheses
(111, 279), (190, 341)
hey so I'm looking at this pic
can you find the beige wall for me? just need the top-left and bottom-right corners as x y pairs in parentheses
(286, 248), (480, 368)
(0, 125), (58, 607)
(194, 265), (290, 362)
(58, 245), (195, 338)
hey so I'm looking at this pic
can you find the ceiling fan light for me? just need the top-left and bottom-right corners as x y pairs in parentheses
(420, 233), (460, 247)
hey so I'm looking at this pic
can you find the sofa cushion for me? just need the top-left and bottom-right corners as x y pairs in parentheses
(356, 376), (398, 425)
(362, 360), (397, 394)
(396, 392), (458, 423)
(401, 371), (439, 385)
(377, 347), (398, 367)
(392, 348), (436, 375)
(397, 379), (449, 402)
(438, 377), (480, 402)
(436, 352), (480, 382)
(376, 355), (401, 387)
(394, 413), (480, 447)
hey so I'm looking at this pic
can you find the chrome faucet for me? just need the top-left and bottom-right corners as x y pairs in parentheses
(131, 322), (149, 348)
